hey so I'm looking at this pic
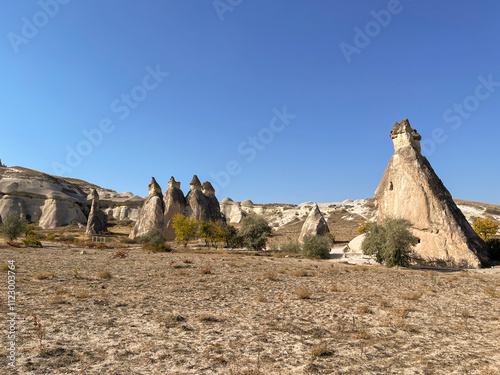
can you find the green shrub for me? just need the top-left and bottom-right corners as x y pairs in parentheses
(23, 234), (43, 248)
(281, 239), (302, 254)
(362, 217), (416, 267)
(0, 212), (28, 241)
(302, 234), (331, 259)
(239, 215), (273, 251)
(139, 228), (165, 246)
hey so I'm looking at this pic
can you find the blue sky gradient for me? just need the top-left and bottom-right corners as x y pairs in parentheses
(1, 0), (499, 204)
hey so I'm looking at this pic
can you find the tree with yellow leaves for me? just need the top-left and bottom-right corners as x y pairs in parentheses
(472, 218), (498, 241)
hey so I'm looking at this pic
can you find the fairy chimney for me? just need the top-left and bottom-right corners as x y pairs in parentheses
(374, 119), (489, 268)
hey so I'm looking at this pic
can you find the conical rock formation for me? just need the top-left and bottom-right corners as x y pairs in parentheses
(129, 177), (166, 239)
(298, 203), (330, 242)
(186, 175), (226, 226)
(163, 177), (187, 240)
(374, 119), (489, 268)
(86, 189), (107, 235)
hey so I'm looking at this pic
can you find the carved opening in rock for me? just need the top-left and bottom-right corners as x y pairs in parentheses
(389, 182), (393, 191)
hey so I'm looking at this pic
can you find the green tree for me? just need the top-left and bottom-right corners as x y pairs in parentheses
(172, 214), (199, 247)
(0, 212), (28, 241)
(239, 215), (272, 251)
(473, 218), (498, 241)
(362, 217), (416, 267)
(302, 234), (331, 259)
(221, 225), (243, 249)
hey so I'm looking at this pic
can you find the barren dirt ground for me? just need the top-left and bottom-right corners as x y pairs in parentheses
(1, 242), (500, 375)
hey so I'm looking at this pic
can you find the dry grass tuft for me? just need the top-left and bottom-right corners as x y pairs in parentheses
(199, 264), (212, 275)
(198, 313), (219, 322)
(257, 294), (267, 303)
(97, 270), (112, 279)
(401, 291), (421, 300)
(393, 306), (412, 319)
(358, 305), (372, 314)
(311, 342), (332, 357)
(34, 271), (55, 280)
(486, 286), (499, 298)
(291, 268), (308, 277)
(48, 295), (66, 305)
(75, 289), (90, 298)
(265, 270), (278, 281)
(294, 288), (311, 299)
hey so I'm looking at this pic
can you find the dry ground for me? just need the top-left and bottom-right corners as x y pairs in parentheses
(1, 241), (500, 374)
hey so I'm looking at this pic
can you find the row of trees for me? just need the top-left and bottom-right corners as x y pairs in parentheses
(172, 214), (272, 250)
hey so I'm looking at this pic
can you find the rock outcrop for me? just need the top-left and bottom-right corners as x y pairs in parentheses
(185, 175), (226, 226)
(129, 178), (166, 239)
(220, 197), (246, 224)
(298, 203), (330, 242)
(86, 189), (107, 235)
(202, 181), (225, 226)
(163, 177), (187, 240)
(374, 119), (489, 268)
(0, 166), (87, 228)
(129, 175), (226, 240)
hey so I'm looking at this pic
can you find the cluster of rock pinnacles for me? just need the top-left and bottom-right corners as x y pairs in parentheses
(85, 118), (489, 268)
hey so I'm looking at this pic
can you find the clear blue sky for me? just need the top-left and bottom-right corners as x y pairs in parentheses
(1, 0), (499, 204)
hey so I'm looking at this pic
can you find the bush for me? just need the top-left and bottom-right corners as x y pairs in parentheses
(239, 215), (273, 251)
(0, 212), (28, 241)
(139, 228), (165, 246)
(23, 234), (43, 248)
(362, 217), (416, 267)
(139, 228), (172, 252)
(281, 239), (302, 254)
(302, 234), (331, 259)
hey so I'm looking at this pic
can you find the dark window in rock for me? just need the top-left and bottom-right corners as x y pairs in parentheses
(389, 182), (393, 191)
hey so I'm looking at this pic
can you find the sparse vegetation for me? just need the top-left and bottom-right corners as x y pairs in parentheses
(239, 215), (273, 251)
(362, 217), (416, 267)
(301, 234), (331, 259)
(0, 212), (28, 241)
(139, 228), (171, 252)
(280, 239), (302, 254)
(357, 219), (373, 234)
(97, 270), (112, 279)
(294, 288), (311, 299)
(2, 237), (499, 374)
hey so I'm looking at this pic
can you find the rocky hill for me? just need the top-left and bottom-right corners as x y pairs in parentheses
(0, 165), (498, 243)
